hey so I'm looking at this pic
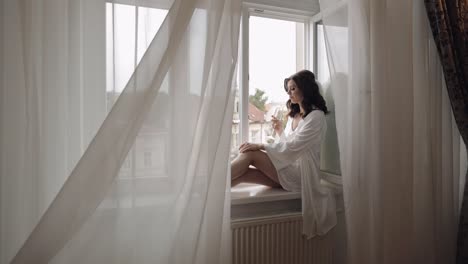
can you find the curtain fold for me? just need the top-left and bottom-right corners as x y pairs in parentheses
(319, 0), (463, 263)
(1, 1), (106, 263)
(2, 0), (241, 263)
(423, 1), (468, 262)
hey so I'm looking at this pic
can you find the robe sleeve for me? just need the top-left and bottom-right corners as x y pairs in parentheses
(264, 111), (325, 171)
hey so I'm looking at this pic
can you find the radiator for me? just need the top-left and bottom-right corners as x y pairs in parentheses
(232, 214), (334, 264)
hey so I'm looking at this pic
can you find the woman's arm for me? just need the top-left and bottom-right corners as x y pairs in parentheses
(264, 111), (325, 170)
(238, 142), (265, 153)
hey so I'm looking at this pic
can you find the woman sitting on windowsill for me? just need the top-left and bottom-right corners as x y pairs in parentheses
(230, 69), (336, 237)
(232, 69), (327, 191)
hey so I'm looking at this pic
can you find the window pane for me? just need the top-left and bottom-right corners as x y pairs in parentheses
(106, 3), (169, 180)
(106, 3), (168, 97)
(317, 24), (330, 84)
(249, 16), (304, 144)
(231, 88), (240, 160)
(316, 22), (342, 175)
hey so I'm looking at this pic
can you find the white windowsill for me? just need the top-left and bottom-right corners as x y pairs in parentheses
(231, 183), (301, 205)
(231, 180), (343, 221)
(231, 179), (342, 205)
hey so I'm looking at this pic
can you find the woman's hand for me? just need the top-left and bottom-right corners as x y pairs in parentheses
(271, 115), (284, 135)
(239, 142), (264, 153)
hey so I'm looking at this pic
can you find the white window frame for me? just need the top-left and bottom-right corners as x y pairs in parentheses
(310, 13), (320, 78)
(310, 4), (347, 184)
(143, 151), (152, 168)
(106, 1), (171, 182)
(109, 0), (172, 9)
(239, 3), (313, 146)
(310, 0), (347, 75)
(238, 3), (342, 185)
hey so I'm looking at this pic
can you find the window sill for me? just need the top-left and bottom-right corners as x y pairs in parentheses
(231, 180), (342, 221)
(231, 183), (301, 205)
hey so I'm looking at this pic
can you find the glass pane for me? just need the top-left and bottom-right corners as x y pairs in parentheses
(106, 3), (169, 182)
(231, 65), (240, 160)
(231, 92), (239, 158)
(248, 16), (304, 144)
(106, 3), (168, 97)
(317, 24), (330, 84)
(316, 22), (342, 175)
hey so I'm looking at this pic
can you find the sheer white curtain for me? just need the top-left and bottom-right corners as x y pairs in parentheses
(1, 1), (105, 263)
(2, 0), (241, 263)
(319, 0), (466, 263)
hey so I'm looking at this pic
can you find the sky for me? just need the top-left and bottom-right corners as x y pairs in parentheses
(249, 16), (298, 104)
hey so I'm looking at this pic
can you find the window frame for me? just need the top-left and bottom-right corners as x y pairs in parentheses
(238, 3), (342, 185)
(109, 0), (172, 10)
(106, 1), (171, 182)
(239, 3), (312, 148)
(311, 6), (346, 184)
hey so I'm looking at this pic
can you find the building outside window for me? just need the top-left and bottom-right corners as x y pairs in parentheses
(144, 151), (152, 168)
(107, 2), (169, 179)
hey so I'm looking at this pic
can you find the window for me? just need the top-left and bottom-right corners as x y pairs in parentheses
(250, 129), (260, 143)
(315, 21), (341, 176)
(315, 23), (330, 84)
(247, 15), (304, 146)
(232, 6), (309, 155)
(144, 151), (152, 168)
(106, 2), (168, 100)
(123, 157), (131, 169)
(312, 7), (348, 177)
(107, 2), (169, 180)
(232, 4), (343, 181)
(232, 89), (241, 159)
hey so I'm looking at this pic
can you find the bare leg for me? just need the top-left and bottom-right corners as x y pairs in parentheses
(232, 168), (281, 188)
(231, 150), (280, 186)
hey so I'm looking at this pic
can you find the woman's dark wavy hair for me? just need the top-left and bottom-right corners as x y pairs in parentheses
(284, 70), (329, 118)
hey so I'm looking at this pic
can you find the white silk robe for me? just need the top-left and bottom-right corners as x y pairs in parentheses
(265, 110), (337, 238)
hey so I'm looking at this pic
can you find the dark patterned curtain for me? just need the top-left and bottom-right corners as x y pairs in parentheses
(424, 0), (468, 263)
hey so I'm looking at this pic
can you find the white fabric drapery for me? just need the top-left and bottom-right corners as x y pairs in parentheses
(1, 0), (106, 263)
(319, 0), (467, 263)
(1, 0), (241, 263)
